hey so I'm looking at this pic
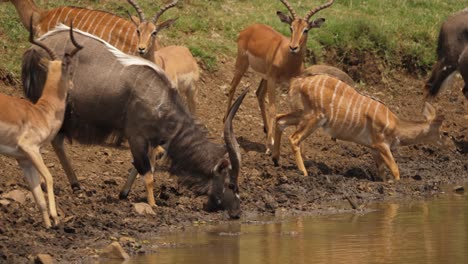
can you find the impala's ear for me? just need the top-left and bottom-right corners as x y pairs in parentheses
(422, 102), (436, 122)
(276, 11), (293, 25)
(309, 18), (325, 28)
(156, 18), (178, 32)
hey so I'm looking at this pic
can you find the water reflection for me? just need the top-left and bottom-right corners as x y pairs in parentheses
(124, 191), (467, 264)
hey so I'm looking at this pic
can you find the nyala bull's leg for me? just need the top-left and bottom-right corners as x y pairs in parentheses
(128, 137), (155, 207)
(52, 133), (80, 191)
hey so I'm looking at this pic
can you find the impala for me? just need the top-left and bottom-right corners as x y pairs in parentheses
(425, 8), (468, 100)
(272, 74), (444, 181)
(224, 0), (335, 153)
(1, 23), (81, 228)
(2, 0), (161, 54)
(127, 0), (200, 114)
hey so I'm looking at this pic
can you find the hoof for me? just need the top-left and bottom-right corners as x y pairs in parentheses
(119, 190), (129, 200)
(71, 184), (81, 192)
(272, 157), (279, 167)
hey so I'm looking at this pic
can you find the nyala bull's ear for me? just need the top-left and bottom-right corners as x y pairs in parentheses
(213, 158), (230, 174)
(422, 102), (436, 122)
(156, 18), (179, 33)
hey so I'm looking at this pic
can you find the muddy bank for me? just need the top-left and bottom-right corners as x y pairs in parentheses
(0, 58), (467, 262)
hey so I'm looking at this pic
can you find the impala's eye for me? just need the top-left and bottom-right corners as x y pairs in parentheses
(152, 31), (157, 36)
(303, 29), (309, 34)
(136, 29), (140, 36)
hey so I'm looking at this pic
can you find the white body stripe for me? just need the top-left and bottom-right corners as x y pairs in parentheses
(107, 17), (119, 43)
(338, 91), (356, 132)
(40, 25), (166, 78)
(74, 9), (89, 29)
(47, 7), (64, 30)
(121, 26), (132, 53)
(62, 9), (74, 25)
(383, 107), (390, 133)
(372, 101), (380, 130)
(80, 10), (94, 30)
(329, 80), (342, 126)
(90, 13), (105, 35)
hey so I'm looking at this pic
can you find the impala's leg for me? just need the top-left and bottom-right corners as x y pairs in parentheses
(255, 79), (268, 134)
(187, 82), (198, 115)
(371, 149), (387, 182)
(374, 143), (400, 181)
(51, 133), (80, 191)
(17, 158), (51, 228)
(265, 78), (277, 154)
(288, 114), (324, 176)
(272, 110), (303, 166)
(128, 137), (155, 207)
(18, 144), (59, 226)
(225, 51), (249, 121)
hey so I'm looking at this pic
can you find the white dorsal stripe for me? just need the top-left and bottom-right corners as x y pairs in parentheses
(40, 24), (167, 78)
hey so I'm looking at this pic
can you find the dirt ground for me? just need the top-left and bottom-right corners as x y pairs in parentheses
(0, 54), (467, 263)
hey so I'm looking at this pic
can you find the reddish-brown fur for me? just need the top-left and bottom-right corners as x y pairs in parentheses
(4, 0), (157, 54)
(224, 0), (335, 153)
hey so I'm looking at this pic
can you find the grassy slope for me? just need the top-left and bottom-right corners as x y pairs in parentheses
(0, 0), (466, 75)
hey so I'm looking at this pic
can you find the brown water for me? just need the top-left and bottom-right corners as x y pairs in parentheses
(121, 190), (468, 264)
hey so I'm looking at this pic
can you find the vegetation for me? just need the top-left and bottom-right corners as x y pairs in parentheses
(0, 0), (466, 76)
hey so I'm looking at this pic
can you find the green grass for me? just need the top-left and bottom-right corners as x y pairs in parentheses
(0, 0), (466, 77)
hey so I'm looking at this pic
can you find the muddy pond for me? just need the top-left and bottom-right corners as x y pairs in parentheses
(107, 186), (468, 264)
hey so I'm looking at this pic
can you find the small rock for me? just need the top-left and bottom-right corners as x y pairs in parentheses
(0, 199), (10, 206)
(133, 203), (156, 215)
(99, 242), (130, 260)
(35, 253), (54, 264)
(263, 194), (278, 211)
(453, 186), (465, 194)
(119, 236), (136, 243)
(3, 190), (28, 204)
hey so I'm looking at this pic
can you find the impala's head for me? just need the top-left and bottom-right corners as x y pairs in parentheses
(28, 18), (82, 76)
(205, 89), (248, 219)
(127, 0), (178, 55)
(276, 0), (334, 54)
